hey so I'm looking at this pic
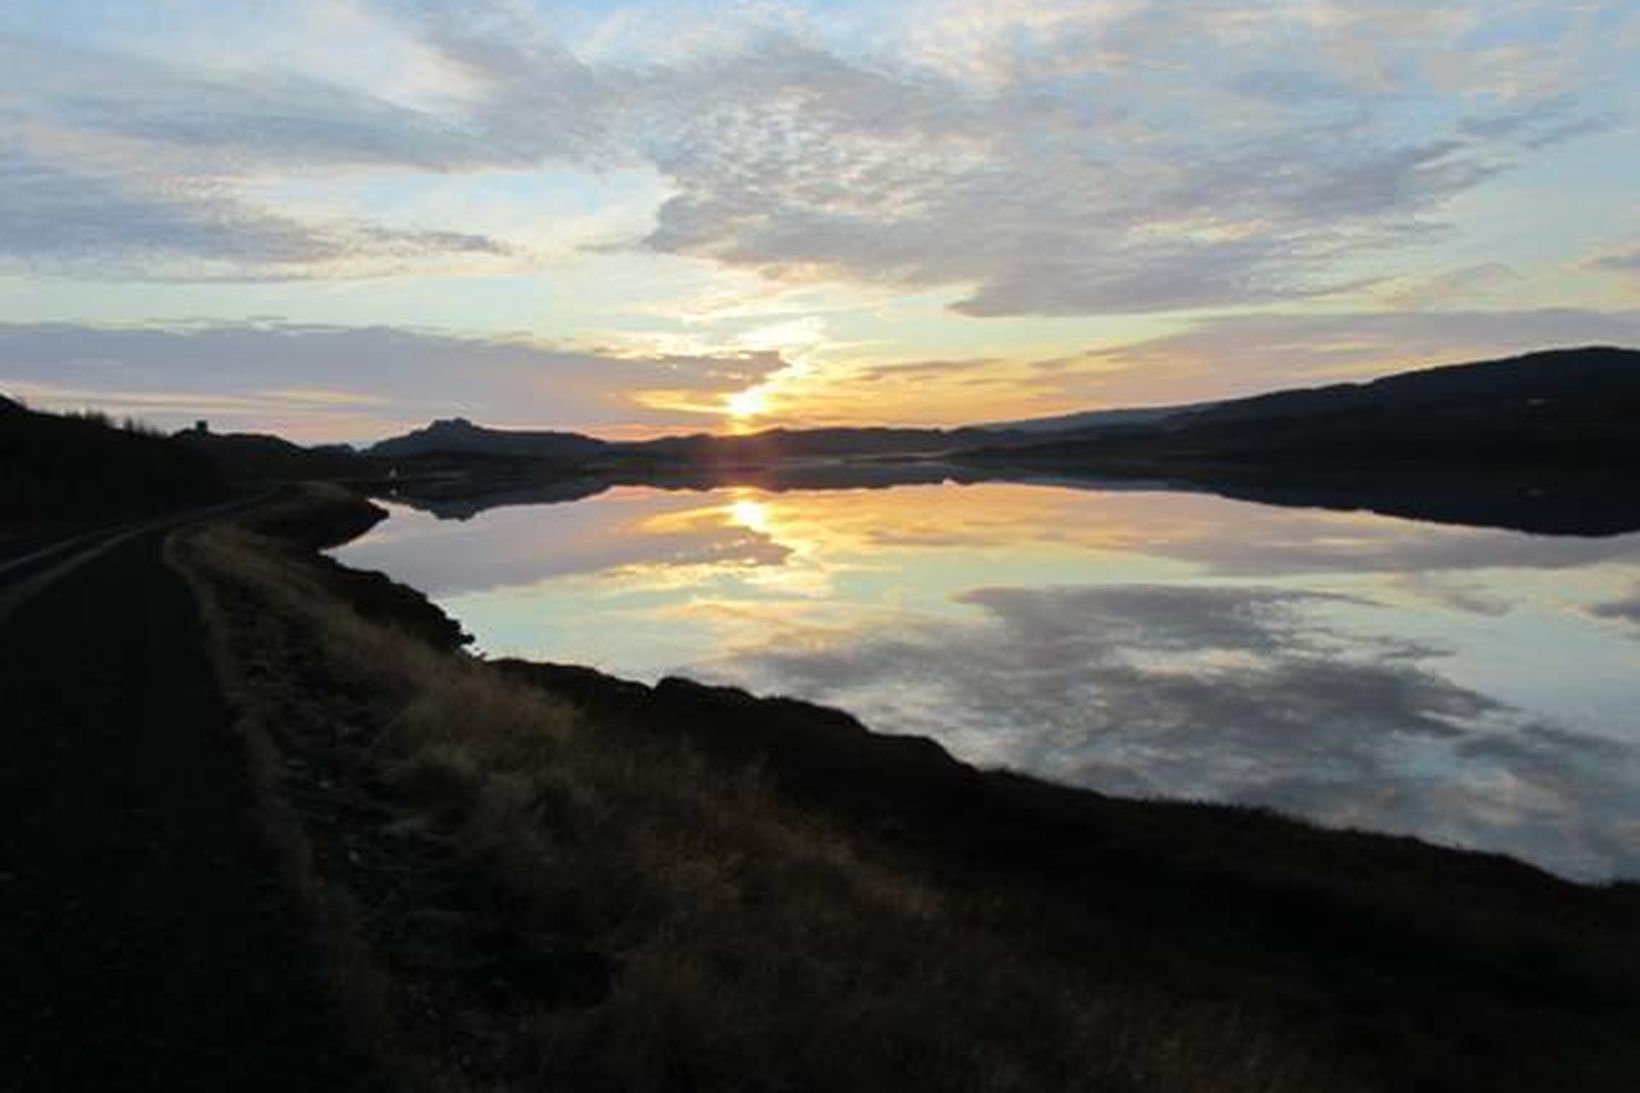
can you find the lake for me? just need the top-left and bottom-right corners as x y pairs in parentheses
(335, 479), (1640, 882)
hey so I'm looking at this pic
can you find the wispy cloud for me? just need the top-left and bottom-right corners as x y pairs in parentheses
(0, 322), (787, 439)
(0, 150), (511, 279)
(1041, 308), (1640, 405)
(774, 308), (1640, 424)
(1588, 249), (1640, 277)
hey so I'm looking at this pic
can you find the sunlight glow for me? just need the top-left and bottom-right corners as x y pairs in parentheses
(727, 497), (771, 535)
(724, 385), (770, 421)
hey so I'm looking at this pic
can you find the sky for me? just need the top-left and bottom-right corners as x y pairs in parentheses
(1, 0), (1637, 441)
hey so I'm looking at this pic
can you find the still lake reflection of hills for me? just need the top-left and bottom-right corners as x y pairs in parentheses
(335, 479), (1640, 882)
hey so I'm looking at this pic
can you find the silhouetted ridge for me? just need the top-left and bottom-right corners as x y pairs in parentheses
(1178, 345), (1640, 426)
(626, 425), (1001, 461)
(368, 417), (610, 459)
(961, 346), (1640, 468)
(173, 428), (373, 482)
(0, 397), (227, 519)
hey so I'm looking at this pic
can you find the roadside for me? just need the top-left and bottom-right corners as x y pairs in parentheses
(0, 510), (375, 1091)
(0, 497), (272, 627)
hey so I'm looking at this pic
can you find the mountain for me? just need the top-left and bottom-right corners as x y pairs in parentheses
(368, 417), (610, 460)
(981, 401), (1218, 434)
(172, 427), (376, 482)
(962, 346), (1640, 468)
(1, 397), (227, 519)
(368, 419), (1016, 468)
(626, 425), (1005, 462)
(365, 346), (1640, 478)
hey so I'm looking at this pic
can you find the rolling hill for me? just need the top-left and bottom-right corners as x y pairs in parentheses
(1, 397), (227, 521)
(962, 346), (1640, 468)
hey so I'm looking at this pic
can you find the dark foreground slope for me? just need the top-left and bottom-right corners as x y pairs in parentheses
(173, 486), (1640, 1093)
(0, 513), (372, 1090)
(173, 427), (377, 484)
(0, 397), (226, 522)
(502, 663), (1640, 1093)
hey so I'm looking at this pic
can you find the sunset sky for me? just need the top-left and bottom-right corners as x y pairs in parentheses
(2, 0), (1637, 441)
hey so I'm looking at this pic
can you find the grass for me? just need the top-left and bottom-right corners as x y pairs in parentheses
(171, 485), (1360, 1093)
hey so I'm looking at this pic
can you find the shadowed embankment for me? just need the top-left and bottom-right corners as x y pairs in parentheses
(0, 508), (374, 1091)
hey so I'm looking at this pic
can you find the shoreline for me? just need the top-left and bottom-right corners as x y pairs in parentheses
(355, 473), (1637, 886)
(330, 479), (1636, 892)
(173, 483), (1640, 1091)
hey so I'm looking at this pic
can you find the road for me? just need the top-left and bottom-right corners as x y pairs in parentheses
(0, 509), (373, 1091)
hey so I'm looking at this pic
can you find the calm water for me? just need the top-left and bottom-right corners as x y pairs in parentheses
(335, 481), (1640, 881)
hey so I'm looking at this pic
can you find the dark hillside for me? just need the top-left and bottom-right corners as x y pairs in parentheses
(625, 424), (1005, 462)
(173, 428), (376, 483)
(965, 347), (1640, 469)
(1182, 345), (1640, 426)
(0, 397), (226, 521)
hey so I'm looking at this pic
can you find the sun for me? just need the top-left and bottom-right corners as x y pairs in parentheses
(725, 385), (769, 421)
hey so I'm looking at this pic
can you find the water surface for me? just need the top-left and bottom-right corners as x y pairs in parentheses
(336, 480), (1640, 881)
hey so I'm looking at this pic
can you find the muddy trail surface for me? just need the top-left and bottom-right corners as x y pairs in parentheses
(0, 521), (373, 1092)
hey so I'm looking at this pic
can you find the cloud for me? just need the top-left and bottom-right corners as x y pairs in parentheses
(1588, 249), (1640, 277)
(1042, 308), (1640, 406)
(723, 582), (1640, 879)
(1590, 588), (1640, 630)
(0, 29), (509, 171)
(785, 307), (1640, 428)
(1380, 263), (1522, 308)
(0, 151), (510, 279)
(625, 5), (1624, 316)
(0, 322), (787, 439)
(0, 21), (571, 277)
(0, 1), (1630, 309)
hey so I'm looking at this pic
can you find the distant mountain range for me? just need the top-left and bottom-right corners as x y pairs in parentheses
(355, 345), (1640, 471)
(360, 418), (1004, 462)
(7, 346), (1638, 527)
(367, 417), (609, 460)
(965, 345), (1640, 469)
(354, 402), (1226, 462)
(981, 402), (1217, 434)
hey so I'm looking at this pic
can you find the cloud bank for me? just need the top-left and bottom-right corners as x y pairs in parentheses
(0, 322), (785, 439)
(2, 0), (1633, 315)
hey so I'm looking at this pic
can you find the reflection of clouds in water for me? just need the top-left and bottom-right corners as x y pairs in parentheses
(345, 484), (1640, 606)
(1163, 515), (1640, 577)
(729, 584), (1639, 881)
(340, 484), (1640, 879)
(739, 484), (1640, 579)
(1386, 573), (1514, 616)
(1590, 587), (1640, 631)
(337, 491), (788, 597)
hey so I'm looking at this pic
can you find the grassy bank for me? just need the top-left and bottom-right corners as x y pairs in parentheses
(171, 485), (1638, 1092)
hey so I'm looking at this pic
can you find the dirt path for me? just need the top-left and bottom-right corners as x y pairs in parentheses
(0, 521), (373, 1091)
